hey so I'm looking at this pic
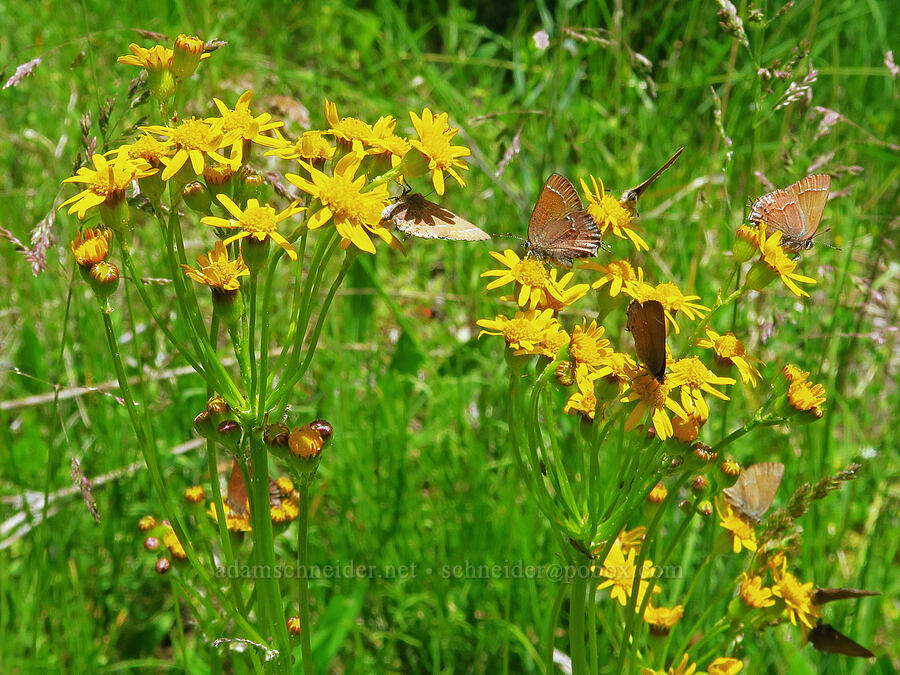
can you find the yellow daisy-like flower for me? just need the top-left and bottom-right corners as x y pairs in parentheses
(476, 308), (560, 355)
(579, 175), (649, 251)
(141, 117), (234, 182)
(581, 258), (644, 297)
(668, 356), (735, 422)
(70, 227), (113, 267)
(757, 224), (817, 297)
(184, 485), (205, 503)
(481, 249), (562, 309)
(181, 240), (250, 291)
(621, 375), (687, 440)
(266, 130), (336, 164)
(117, 43), (174, 71)
(112, 132), (174, 167)
(617, 526), (647, 554)
(208, 501), (252, 533)
(59, 153), (157, 220)
(641, 653), (698, 675)
(408, 107), (471, 196)
(286, 145), (393, 254)
(569, 319), (613, 372)
(653, 282), (710, 331)
(162, 526), (187, 560)
(323, 99), (397, 147)
(210, 90), (285, 165)
(715, 497), (757, 553)
(740, 572), (776, 608)
(597, 539), (660, 609)
(771, 568), (818, 629)
(643, 604), (684, 635)
(696, 328), (763, 386)
(270, 498), (299, 524)
(707, 657), (743, 674)
(529, 268), (591, 311)
(536, 322), (571, 359)
(563, 367), (601, 419)
(367, 134), (413, 168)
(648, 483), (668, 503)
(782, 364), (807, 383)
(671, 412), (703, 443)
(596, 351), (639, 397)
(786, 372), (827, 412)
(201, 196), (301, 260)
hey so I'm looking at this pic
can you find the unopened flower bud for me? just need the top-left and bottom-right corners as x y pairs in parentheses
(184, 181), (212, 213)
(138, 515), (158, 531)
(696, 500), (714, 517)
(155, 558), (171, 574)
(173, 34), (204, 80)
(264, 422), (290, 447)
(184, 486), (205, 503)
(287, 616), (302, 636)
(144, 536), (160, 551)
(89, 261), (120, 298)
(691, 475), (709, 493)
(745, 260), (778, 292)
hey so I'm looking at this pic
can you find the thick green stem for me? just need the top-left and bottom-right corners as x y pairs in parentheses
(297, 482), (314, 675)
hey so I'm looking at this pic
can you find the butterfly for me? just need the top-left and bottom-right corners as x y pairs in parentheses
(223, 460), (293, 518)
(619, 147), (684, 214)
(813, 587), (880, 605)
(722, 462), (784, 521)
(808, 622), (875, 658)
(626, 300), (667, 383)
(381, 192), (490, 241)
(748, 174), (831, 251)
(525, 173), (602, 268)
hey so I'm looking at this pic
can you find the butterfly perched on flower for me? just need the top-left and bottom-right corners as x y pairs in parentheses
(525, 174), (603, 268)
(748, 174), (831, 252)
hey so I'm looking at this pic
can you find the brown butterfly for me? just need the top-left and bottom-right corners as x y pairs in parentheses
(619, 147), (684, 213)
(526, 174), (602, 268)
(223, 460), (289, 517)
(381, 192), (490, 241)
(748, 174), (831, 251)
(808, 622), (875, 658)
(723, 462), (784, 522)
(812, 587), (880, 606)
(626, 300), (667, 383)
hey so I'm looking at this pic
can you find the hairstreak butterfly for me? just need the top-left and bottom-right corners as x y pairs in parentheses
(808, 622), (875, 658)
(381, 192), (490, 241)
(223, 460), (292, 518)
(723, 461), (784, 521)
(619, 147), (684, 213)
(812, 587), (880, 606)
(626, 299), (667, 383)
(748, 174), (831, 251)
(525, 173), (602, 268)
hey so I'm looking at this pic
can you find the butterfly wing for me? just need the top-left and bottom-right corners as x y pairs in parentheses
(749, 174), (830, 250)
(225, 460), (249, 517)
(383, 193), (490, 241)
(723, 462), (784, 520)
(626, 300), (667, 383)
(808, 623), (875, 658)
(813, 587), (880, 605)
(619, 147), (684, 211)
(527, 174), (602, 268)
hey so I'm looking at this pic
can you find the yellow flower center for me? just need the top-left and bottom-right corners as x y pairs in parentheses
(333, 118), (373, 141)
(679, 357), (710, 388)
(570, 332), (601, 365)
(513, 258), (549, 287)
(238, 204), (279, 236)
(590, 194), (632, 230)
(220, 107), (256, 135)
(713, 334), (742, 358)
(319, 174), (370, 223)
(170, 118), (218, 150)
(606, 259), (635, 280)
(502, 317), (543, 345)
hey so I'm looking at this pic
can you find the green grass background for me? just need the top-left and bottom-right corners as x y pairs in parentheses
(1, 0), (897, 672)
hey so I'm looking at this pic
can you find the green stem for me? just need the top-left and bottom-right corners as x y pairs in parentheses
(297, 482), (314, 675)
(569, 573), (589, 675)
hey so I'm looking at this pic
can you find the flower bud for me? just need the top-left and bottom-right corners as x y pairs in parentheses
(691, 475), (709, 494)
(144, 536), (160, 551)
(241, 235), (270, 272)
(138, 515), (158, 532)
(148, 67), (177, 103)
(647, 483), (668, 504)
(184, 486), (205, 503)
(287, 616), (302, 636)
(184, 181), (212, 213)
(696, 500), (714, 517)
(217, 420), (243, 454)
(88, 261), (120, 299)
(173, 34), (204, 80)
(745, 260), (778, 292)
(155, 557), (171, 574)
(732, 225), (759, 263)
(555, 361), (575, 387)
(264, 422), (290, 447)
(193, 410), (214, 439)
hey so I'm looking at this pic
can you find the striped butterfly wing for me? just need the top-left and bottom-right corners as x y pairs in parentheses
(749, 174), (831, 250)
(527, 174), (602, 268)
(626, 300), (667, 383)
(382, 193), (490, 241)
(723, 462), (784, 521)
